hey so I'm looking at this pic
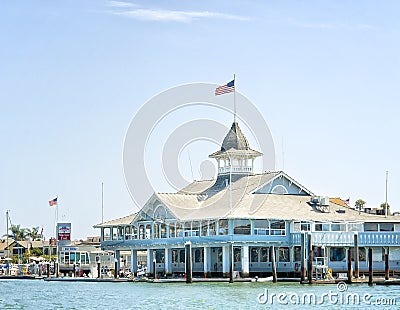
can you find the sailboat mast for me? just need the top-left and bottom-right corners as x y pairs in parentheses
(6, 210), (9, 259)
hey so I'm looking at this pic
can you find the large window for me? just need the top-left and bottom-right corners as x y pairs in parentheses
(233, 219), (251, 235)
(234, 247), (241, 262)
(125, 226), (132, 240)
(169, 223), (176, 238)
(179, 250), (185, 263)
(172, 250), (178, 263)
(139, 225), (145, 239)
(209, 221), (216, 235)
(278, 247), (290, 262)
(364, 223), (378, 232)
(350, 247), (366, 262)
(154, 224), (160, 239)
(270, 220), (286, 235)
(145, 224), (151, 239)
(201, 221), (208, 236)
(176, 223), (183, 237)
(251, 247), (259, 262)
(103, 228), (110, 241)
(132, 226), (137, 239)
(117, 226), (124, 240)
(253, 220), (269, 235)
(293, 221), (311, 232)
(314, 223), (330, 232)
(260, 247), (268, 262)
(294, 246), (301, 262)
(219, 219), (228, 235)
(347, 223), (363, 232)
(330, 247), (345, 262)
(194, 249), (203, 263)
(380, 223), (394, 231)
(331, 223), (346, 231)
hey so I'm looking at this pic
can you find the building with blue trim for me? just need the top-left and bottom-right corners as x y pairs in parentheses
(95, 121), (400, 278)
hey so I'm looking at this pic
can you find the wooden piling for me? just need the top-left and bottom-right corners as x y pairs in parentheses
(47, 263), (50, 278)
(114, 260), (118, 279)
(354, 234), (359, 278)
(270, 246), (277, 283)
(97, 262), (101, 278)
(307, 233), (313, 284)
(185, 241), (193, 284)
(300, 233), (306, 282)
(385, 248), (390, 281)
(347, 247), (353, 284)
(229, 243), (234, 283)
(368, 248), (373, 286)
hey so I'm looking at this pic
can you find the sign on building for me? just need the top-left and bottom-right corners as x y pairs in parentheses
(57, 223), (71, 241)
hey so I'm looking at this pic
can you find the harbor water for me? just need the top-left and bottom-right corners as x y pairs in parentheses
(0, 280), (399, 309)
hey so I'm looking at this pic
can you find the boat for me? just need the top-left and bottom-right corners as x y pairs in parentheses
(251, 276), (274, 282)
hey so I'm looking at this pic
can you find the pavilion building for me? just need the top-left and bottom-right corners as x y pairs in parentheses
(95, 120), (400, 278)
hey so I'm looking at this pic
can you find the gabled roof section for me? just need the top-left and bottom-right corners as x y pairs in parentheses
(252, 171), (314, 196)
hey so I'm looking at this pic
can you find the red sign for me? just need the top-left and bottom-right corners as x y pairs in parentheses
(57, 223), (71, 241)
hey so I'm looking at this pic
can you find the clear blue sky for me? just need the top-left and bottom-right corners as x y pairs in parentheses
(1, 0), (399, 239)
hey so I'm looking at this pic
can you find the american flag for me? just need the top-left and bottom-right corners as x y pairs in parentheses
(215, 80), (235, 96)
(49, 197), (57, 206)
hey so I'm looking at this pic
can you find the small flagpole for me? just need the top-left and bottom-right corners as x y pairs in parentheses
(229, 152), (232, 215)
(233, 74), (236, 122)
(56, 196), (59, 224)
(385, 171), (388, 218)
(102, 182), (104, 224)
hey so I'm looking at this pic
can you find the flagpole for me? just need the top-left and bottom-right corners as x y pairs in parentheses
(385, 171), (388, 218)
(102, 182), (104, 224)
(229, 152), (232, 216)
(233, 74), (236, 122)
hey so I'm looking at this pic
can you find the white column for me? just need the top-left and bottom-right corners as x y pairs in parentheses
(165, 248), (171, 275)
(222, 245), (230, 277)
(130, 250), (137, 275)
(147, 249), (153, 273)
(241, 246), (250, 277)
(203, 246), (211, 277)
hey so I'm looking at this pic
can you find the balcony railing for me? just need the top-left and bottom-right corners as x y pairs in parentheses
(359, 232), (400, 246)
(291, 231), (400, 247)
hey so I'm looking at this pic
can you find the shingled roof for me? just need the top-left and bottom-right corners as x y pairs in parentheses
(209, 121), (262, 158)
(221, 121), (250, 151)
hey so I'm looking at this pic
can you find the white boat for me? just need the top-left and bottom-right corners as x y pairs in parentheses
(251, 276), (274, 282)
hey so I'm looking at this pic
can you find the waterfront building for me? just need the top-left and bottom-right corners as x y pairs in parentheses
(95, 121), (400, 278)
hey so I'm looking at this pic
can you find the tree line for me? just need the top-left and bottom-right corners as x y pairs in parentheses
(3, 225), (43, 241)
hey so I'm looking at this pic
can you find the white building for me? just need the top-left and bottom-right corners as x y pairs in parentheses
(95, 121), (400, 278)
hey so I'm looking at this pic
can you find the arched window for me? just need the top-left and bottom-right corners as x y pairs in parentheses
(139, 225), (144, 239)
(194, 249), (202, 263)
(145, 224), (151, 239)
(271, 185), (288, 195)
(169, 223), (176, 238)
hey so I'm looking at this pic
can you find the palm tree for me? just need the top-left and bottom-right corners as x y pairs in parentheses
(355, 199), (366, 214)
(9, 224), (28, 241)
(380, 202), (390, 215)
(27, 226), (41, 241)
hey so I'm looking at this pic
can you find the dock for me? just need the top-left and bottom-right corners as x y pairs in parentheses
(43, 277), (133, 283)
